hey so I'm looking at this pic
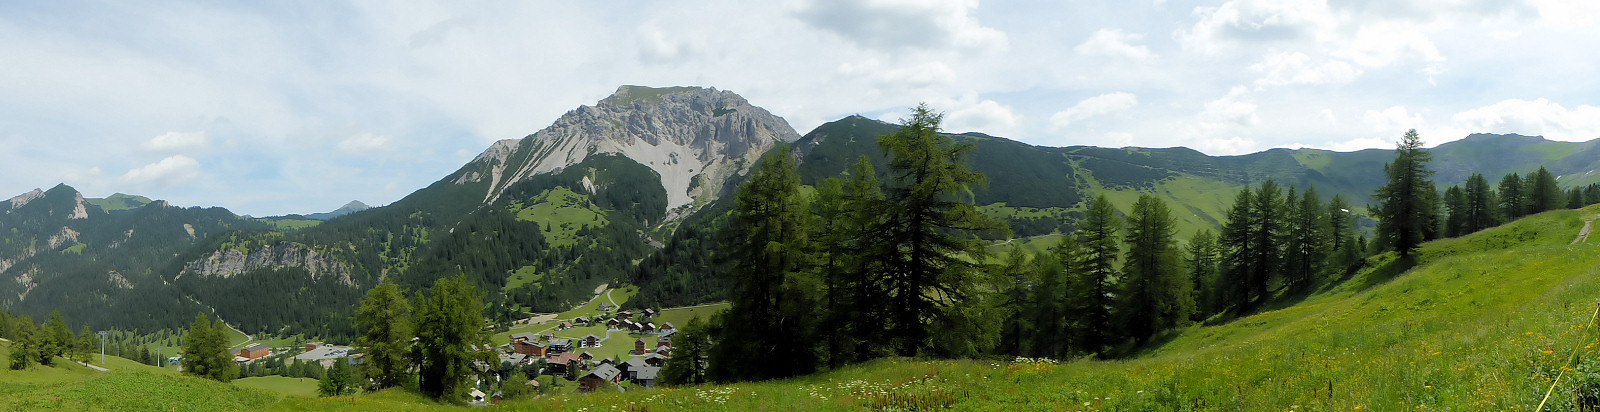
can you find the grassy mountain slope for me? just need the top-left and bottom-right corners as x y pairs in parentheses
(264, 205), (1600, 411)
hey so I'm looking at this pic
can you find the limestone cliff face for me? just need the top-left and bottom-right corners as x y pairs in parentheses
(452, 86), (800, 220)
(177, 242), (354, 286)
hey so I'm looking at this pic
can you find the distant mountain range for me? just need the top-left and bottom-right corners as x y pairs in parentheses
(4, 85), (1599, 336)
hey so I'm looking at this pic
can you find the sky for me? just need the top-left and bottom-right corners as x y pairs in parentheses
(3, 0), (1598, 216)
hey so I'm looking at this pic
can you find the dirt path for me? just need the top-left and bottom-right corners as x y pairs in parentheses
(1575, 214), (1598, 245)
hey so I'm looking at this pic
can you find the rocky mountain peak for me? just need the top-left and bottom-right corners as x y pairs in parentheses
(452, 85), (801, 219)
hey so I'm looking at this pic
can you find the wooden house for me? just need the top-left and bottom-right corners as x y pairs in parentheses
(237, 344), (270, 360)
(578, 364), (622, 392)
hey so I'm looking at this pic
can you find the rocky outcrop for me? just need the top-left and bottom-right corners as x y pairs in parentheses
(454, 85), (800, 219)
(178, 242), (355, 286)
(47, 227), (80, 249)
(107, 271), (133, 289)
(4, 188), (45, 210)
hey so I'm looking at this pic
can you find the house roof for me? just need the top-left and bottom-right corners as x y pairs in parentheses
(511, 332), (538, 341)
(585, 364), (621, 381)
(549, 352), (581, 364)
(583, 334), (602, 340)
(551, 338), (573, 346)
(244, 343), (269, 352)
(633, 366), (661, 380)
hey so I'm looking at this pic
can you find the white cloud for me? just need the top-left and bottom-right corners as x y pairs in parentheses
(1529, 0), (1600, 27)
(1049, 92), (1139, 131)
(1194, 136), (1258, 155)
(1250, 51), (1360, 87)
(1333, 22), (1445, 69)
(790, 0), (1007, 52)
(1075, 29), (1155, 60)
(142, 131), (210, 152)
(1363, 105), (1426, 134)
(1452, 98), (1600, 141)
(1178, 0), (1335, 54)
(939, 94), (1023, 136)
(1320, 109), (1338, 124)
(1202, 86), (1259, 127)
(120, 155), (201, 188)
(1488, 29), (1521, 40)
(337, 133), (395, 153)
(837, 59), (958, 90)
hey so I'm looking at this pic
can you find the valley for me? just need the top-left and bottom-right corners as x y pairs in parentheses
(4, 86), (1600, 410)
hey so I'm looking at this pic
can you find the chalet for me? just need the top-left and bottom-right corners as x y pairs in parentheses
(574, 316), (591, 326)
(596, 357), (617, 366)
(548, 338), (574, 354)
(606, 318), (622, 329)
(540, 332), (554, 341)
(654, 347), (672, 356)
(237, 344), (270, 360)
(580, 334), (603, 348)
(500, 352), (530, 366)
(659, 322), (676, 333)
(578, 351), (595, 361)
(510, 332), (547, 357)
(624, 320), (642, 332)
(630, 365), (661, 387)
(642, 308), (659, 318)
(616, 310), (633, 319)
(641, 322), (657, 333)
(633, 338), (648, 355)
(597, 303), (615, 311)
(579, 364), (623, 392)
(470, 388), (486, 403)
(547, 352), (582, 375)
(656, 335), (672, 348)
(558, 321), (574, 330)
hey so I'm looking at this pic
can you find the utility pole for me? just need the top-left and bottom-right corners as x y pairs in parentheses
(97, 331), (108, 364)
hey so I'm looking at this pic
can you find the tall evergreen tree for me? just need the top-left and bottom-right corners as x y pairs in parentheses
(1462, 173), (1497, 233)
(1219, 187), (1255, 312)
(993, 248), (1036, 358)
(660, 316), (711, 386)
(1325, 195), (1356, 269)
(38, 310), (71, 366)
(1118, 194), (1191, 344)
(1031, 244), (1071, 358)
(416, 274), (487, 401)
(355, 279), (414, 390)
(1442, 185), (1468, 238)
(874, 103), (1006, 357)
(1186, 230), (1221, 320)
(713, 147), (818, 381)
(1499, 173), (1526, 220)
(1247, 181), (1285, 307)
(1073, 194), (1121, 355)
(318, 358), (357, 396)
(1568, 187), (1585, 209)
(182, 313), (237, 383)
(1527, 166), (1562, 214)
(1373, 130), (1438, 257)
(1282, 186), (1324, 289)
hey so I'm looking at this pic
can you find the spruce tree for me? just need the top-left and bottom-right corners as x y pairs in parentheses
(182, 313), (237, 383)
(39, 310), (71, 366)
(874, 103), (1006, 357)
(319, 358), (357, 396)
(1374, 130), (1438, 257)
(1325, 195), (1357, 270)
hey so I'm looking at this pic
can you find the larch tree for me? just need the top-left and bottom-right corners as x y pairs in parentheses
(1462, 173), (1497, 233)
(1117, 194), (1191, 344)
(416, 274), (487, 401)
(1443, 185), (1468, 237)
(355, 279), (414, 390)
(1499, 173), (1526, 220)
(1186, 229), (1221, 320)
(1073, 194), (1121, 355)
(713, 146), (819, 381)
(874, 103), (1006, 357)
(1526, 166), (1562, 214)
(1373, 129), (1438, 257)
(1282, 186), (1325, 289)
